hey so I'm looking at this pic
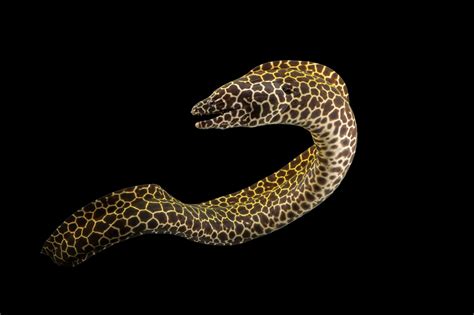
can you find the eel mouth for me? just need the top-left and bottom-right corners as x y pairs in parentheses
(191, 98), (240, 129)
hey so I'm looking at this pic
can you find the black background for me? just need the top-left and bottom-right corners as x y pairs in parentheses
(2, 5), (460, 313)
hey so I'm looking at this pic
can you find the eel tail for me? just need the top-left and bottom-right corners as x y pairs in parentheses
(41, 184), (200, 266)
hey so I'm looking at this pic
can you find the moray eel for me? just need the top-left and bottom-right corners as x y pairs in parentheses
(42, 60), (357, 266)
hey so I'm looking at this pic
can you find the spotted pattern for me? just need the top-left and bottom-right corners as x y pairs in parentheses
(42, 60), (357, 266)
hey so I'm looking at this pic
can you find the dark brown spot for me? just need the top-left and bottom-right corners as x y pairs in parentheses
(263, 82), (274, 93)
(248, 74), (260, 83)
(262, 73), (274, 81)
(239, 81), (251, 89)
(269, 94), (278, 105)
(154, 212), (167, 223)
(66, 247), (77, 256)
(83, 203), (96, 212)
(313, 185), (322, 192)
(131, 199), (146, 209)
(167, 212), (177, 223)
(340, 108), (347, 123)
(95, 221), (108, 233)
(291, 204), (300, 211)
(104, 227), (119, 239)
(337, 148), (351, 158)
(311, 108), (321, 119)
(300, 83), (309, 94)
(261, 102), (270, 116)
(339, 125), (348, 136)
(300, 108), (310, 119)
(275, 90), (285, 102)
(138, 211), (152, 222)
(289, 110), (299, 119)
(209, 219), (220, 231)
(226, 84), (239, 96)
(258, 213), (269, 225)
(124, 207), (138, 217)
(88, 232), (101, 245)
(121, 193), (135, 202)
(322, 101), (333, 115)
(99, 237), (109, 246)
(270, 114), (280, 123)
(147, 202), (161, 212)
(320, 89), (327, 99)
(76, 217), (87, 226)
(304, 191), (315, 201)
(235, 223), (244, 234)
(218, 232), (228, 242)
(254, 92), (268, 102)
(329, 109), (339, 120)
(147, 219), (159, 230)
(162, 203), (173, 211)
(103, 214), (116, 225)
(106, 195), (119, 204)
(254, 224), (263, 234)
(287, 211), (297, 219)
(83, 221), (94, 236)
(202, 221), (212, 234)
(334, 96), (344, 107)
(93, 208), (105, 220)
(350, 127), (357, 137)
(301, 202), (310, 210)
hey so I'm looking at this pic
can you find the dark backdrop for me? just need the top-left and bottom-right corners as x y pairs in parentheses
(1, 8), (434, 313)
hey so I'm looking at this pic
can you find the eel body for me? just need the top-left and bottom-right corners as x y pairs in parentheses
(42, 60), (357, 266)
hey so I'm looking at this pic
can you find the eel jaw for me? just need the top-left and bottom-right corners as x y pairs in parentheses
(191, 98), (239, 129)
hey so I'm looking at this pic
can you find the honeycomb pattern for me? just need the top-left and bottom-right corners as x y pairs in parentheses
(42, 60), (357, 266)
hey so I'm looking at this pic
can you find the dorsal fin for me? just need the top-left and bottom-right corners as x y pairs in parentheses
(250, 60), (348, 100)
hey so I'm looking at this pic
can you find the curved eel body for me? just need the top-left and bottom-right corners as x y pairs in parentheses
(42, 60), (357, 266)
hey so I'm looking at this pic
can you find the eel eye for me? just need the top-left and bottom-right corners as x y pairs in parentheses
(282, 84), (293, 94)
